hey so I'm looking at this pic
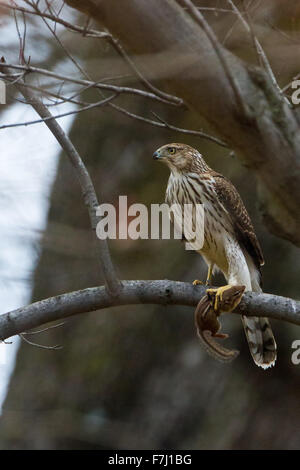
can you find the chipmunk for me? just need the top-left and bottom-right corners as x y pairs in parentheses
(194, 285), (245, 362)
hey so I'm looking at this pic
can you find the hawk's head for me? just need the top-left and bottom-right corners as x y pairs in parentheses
(152, 143), (209, 173)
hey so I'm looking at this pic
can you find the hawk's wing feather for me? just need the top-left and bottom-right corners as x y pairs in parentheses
(212, 173), (264, 268)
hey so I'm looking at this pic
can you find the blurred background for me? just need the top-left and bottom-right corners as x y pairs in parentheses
(0, 0), (299, 449)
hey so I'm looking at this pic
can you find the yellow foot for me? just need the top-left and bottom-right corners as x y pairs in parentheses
(193, 279), (204, 286)
(206, 285), (245, 314)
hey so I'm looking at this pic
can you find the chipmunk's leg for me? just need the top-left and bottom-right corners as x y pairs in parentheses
(214, 332), (229, 339)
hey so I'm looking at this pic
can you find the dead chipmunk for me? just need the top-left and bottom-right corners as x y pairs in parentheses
(194, 285), (245, 362)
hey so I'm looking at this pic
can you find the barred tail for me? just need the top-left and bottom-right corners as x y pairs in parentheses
(242, 316), (277, 369)
(240, 255), (277, 369)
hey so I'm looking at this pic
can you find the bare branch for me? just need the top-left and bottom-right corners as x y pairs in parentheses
(182, 0), (250, 118)
(34, 14), (227, 149)
(2, 9), (226, 147)
(0, 280), (298, 342)
(13, 81), (91, 106)
(106, 35), (183, 106)
(20, 333), (62, 350)
(0, 92), (117, 130)
(227, 0), (289, 105)
(31, 8), (216, 154)
(22, 322), (65, 335)
(0, 62), (178, 105)
(2, 1), (182, 105)
(1, 73), (227, 145)
(0, 64), (121, 295)
(2, 1), (110, 38)
(110, 104), (229, 147)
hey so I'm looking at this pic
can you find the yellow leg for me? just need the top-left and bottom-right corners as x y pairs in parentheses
(205, 264), (213, 286)
(193, 264), (214, 286)
(207, 285), (234, 312)
(206, 284), (245, 313)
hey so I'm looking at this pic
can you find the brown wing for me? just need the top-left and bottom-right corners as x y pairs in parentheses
(213, 173), (264, 269)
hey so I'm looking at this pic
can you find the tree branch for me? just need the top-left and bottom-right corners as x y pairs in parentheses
(0, 93), (117, 129)
(182, 0), (249, 117)
(2, 1), (183, 106)
(0, 62), (179, 105)
(227, 0), (287, 104)
(2, 1), (111, 38)
(0, 280), (299, 342)
(0, 64), (121, 295)
(0, 64), (228, 146)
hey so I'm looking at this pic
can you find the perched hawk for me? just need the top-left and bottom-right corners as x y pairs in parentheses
(153, 143), (276, 369)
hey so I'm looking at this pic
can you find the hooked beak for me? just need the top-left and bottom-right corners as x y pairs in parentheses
(152, 150), (161, 160)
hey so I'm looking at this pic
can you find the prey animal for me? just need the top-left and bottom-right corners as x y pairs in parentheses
(194, 285), (245, 362)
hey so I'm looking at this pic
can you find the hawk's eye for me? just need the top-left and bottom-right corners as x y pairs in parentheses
(168, 147), (176, 155)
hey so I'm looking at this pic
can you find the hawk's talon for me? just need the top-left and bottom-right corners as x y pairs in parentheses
(193, 279), (204, 286)
(193, 264), (213, 287)
(193, 279), (212, 287)
(206, 285), (233, 312)
(206, 284), (245, 314)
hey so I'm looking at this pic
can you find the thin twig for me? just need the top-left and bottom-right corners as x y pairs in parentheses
(40, 0), (182, 105)
(5, 5), (226, 146)
(107, 35), (183, 106)
(3, 1), (109, 38)
(0, 63), (121, 294)
(20, 333), (62, 350)
(3, 1), (182, 105)
(151, 110), (229, 146)
(22, 321), (65, 335)
(17, 81), (90, 106)
(0, 62), (176, 105)
(0, 93), (117, 130)
(37, 18), (225, 148)
(110, 104), (228, 147)
(1, 65), (227, 146)
(227, 0), (288, 105)
(182, 0), (250, 118)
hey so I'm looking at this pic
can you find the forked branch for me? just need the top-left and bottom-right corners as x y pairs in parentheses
(0, 63), (121, 294)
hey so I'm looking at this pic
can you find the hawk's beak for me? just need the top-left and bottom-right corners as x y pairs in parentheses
(152, 150), (161, 160)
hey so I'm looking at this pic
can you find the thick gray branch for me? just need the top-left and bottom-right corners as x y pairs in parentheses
(0, 280), (299, 341)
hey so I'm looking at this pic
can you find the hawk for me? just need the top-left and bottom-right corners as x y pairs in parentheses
(153, 143), (276, 369)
